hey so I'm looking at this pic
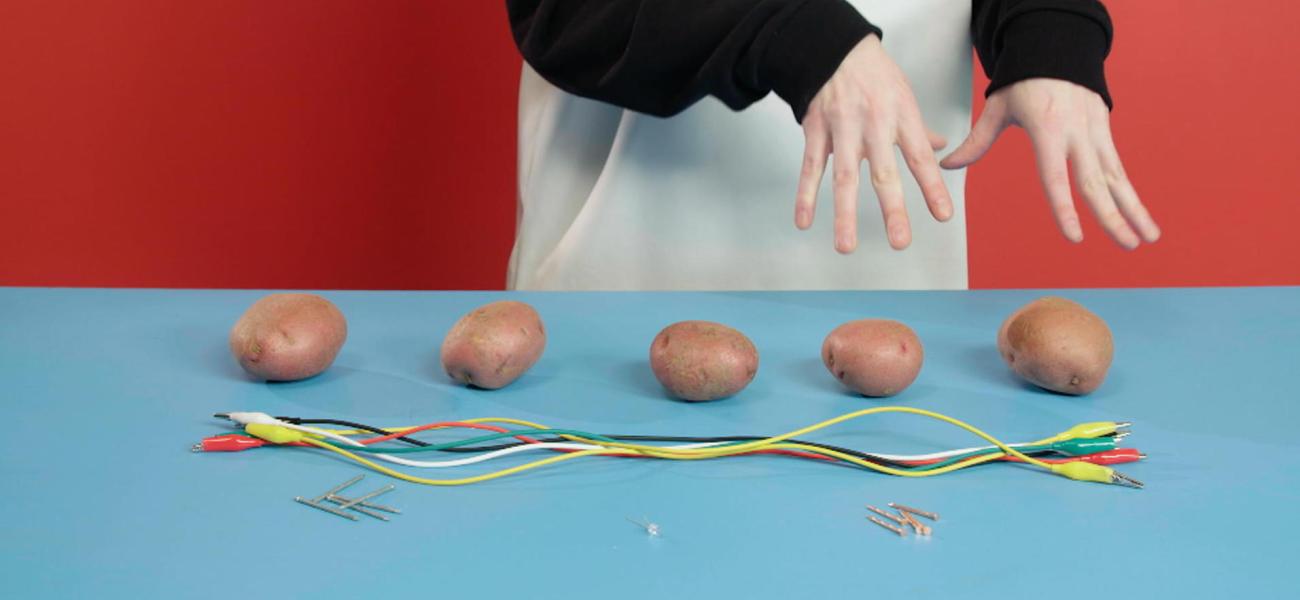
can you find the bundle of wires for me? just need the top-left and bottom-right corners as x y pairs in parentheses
(196, 408), (1145, 488)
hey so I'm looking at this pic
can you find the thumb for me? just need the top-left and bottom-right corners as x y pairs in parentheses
(940, 98), (1008, 169)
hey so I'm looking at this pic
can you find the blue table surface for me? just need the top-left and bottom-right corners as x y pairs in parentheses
(2, 287), (1298, 598)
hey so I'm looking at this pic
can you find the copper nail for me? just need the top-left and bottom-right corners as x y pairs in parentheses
(889, 502), (939, 521)
(868, 516), (906, 536)
(867, 505), (907, 526)
(898, 510), (931, 536)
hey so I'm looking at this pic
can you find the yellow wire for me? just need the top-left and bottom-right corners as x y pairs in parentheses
(477, 415), (1046, 474)
(320, 417), (554, 437)
(298, 408), (1043, 485)
(298, 434), (1009, 486)
(545, 406), (1052, 470)
(300, 438), (632, 486)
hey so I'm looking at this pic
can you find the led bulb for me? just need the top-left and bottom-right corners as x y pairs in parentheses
(627, 516), (661, 537)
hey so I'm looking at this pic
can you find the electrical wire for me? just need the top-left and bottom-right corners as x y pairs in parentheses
(230, 408), (1142, 487)
(215, 415), (1111, 470)
(304, 420), (1039, 469)
(207, 416), (1123, 472)
(274, 417), (430, 446)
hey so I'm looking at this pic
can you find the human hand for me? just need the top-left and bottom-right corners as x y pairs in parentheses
(796, 35), (951, 253)
(940, 78), (1160, 249)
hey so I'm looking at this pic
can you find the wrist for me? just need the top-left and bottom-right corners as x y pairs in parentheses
(760, 0), (880, 123)
(985, 10), (1113, 110)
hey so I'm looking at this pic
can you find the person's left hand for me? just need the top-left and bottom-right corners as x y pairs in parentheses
(940, 78), (1160, 249)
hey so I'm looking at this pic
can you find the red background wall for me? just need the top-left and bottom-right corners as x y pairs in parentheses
(2, 1), (1297, 289)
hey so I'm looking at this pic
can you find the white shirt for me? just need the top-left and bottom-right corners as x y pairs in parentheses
(508, 0), (972, 291)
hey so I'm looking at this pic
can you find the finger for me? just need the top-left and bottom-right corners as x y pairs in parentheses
(1095, 133), (1161, 243)
(830, 121), (863, 253)
(796, 117), (831, 230)
(899, 115), (952, 222)
(926, 127), (948, 151)
(940, 98), (1008, 169)
(1027, 133), (1084, 243)
(1070, 139), (1141, 249)
(864, 126), (911, 249)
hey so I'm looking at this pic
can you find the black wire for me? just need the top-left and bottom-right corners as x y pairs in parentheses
(450, 435), (914, 467)
(274, 417), (431, 447)
(271, 416), (1056, 470)
(414, 435), (1057, 468)
(272, 415), (908, 465)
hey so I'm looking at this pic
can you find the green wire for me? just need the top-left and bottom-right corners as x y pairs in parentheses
(911, 444), (1053, 472)
(908, 437), (1118, 472)
(321, 428), (759, 454)
(323, 428), (624, 453)
(320, 427), (1062, 469)
(314, 427), (1109, 473)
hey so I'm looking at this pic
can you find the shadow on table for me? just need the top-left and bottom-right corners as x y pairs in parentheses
(781, 356), (946, 404)
(614, 358), (677, 402)
(959, 343), (1057, 396)
(782, 356), (855, 397)
(262, 365), (461, 417)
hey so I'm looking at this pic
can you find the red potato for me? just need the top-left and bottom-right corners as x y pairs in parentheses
(822, 319), (923, 397)
(441, 300), (546, 389)
(997, 297), (1114, 395)
(229, 293), (347, 381)
(650, 321), (759, 401)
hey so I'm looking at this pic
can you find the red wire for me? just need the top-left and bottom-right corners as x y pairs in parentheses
(202, 426), (838, 462)
(332, 424), (835, 461)
(1009, 448), (1144, 465)
(895, 448), (1145, 467)
(201, 425), (1137, 467)
(199, 422), (534, 452)
(349, 421), (539, 445)
(552, 447), (837, 461)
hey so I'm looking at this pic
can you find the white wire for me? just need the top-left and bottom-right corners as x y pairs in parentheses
(276, 421), (728, 468)
(870, 442), (1032, 461)
(390, 440), (728, 468)
(232, 412), (1042, 466)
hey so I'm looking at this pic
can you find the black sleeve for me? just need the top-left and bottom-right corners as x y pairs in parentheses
(506, 0), (879, 122)
(972, 0), (1114, 108)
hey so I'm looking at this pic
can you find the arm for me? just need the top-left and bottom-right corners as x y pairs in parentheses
(505, 0), (879, 122)
(973, 0), (1113, 108)
(509, 1), (959, 254)
(943, 0), (1161, 249)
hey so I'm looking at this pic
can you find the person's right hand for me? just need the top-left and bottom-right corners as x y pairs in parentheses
(795, 34), (951, 253)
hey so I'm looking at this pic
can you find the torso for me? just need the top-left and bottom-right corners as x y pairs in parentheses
(509, 0), (973, 290)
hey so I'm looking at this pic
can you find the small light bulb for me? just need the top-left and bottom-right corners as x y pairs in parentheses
(627, 516), (661, 537)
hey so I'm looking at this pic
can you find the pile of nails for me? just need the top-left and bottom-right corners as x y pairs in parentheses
(295, 474), (400, 522)
(866, 502), (937, 537)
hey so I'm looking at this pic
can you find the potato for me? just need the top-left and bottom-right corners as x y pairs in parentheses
(229, 293), (347, 381)
(821, 319), (923, 397)
(649, 321), (758, 401)
(441, 300), (546, 389)
(997, 296), (1113, 395)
